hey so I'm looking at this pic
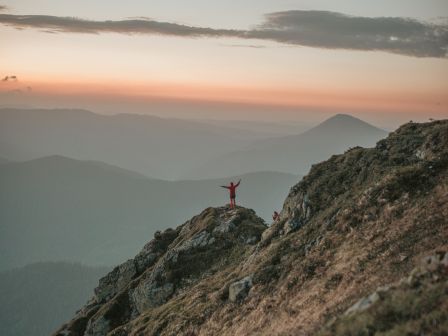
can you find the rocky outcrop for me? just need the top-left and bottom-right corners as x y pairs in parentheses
(95, 227), (179, 304)
(55, 120), (448, 336)
(54, 206), (266, 336)
(228, 275), (253, 302)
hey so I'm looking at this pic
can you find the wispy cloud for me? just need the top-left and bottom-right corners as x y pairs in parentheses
(0, 14), (244, 37)
(2, 75), (18, 82)
(0, 10), (447, 58)
(0, 5), (8, 12)
(0, 74), (32, 95)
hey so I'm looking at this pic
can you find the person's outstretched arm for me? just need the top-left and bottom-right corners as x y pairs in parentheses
(235, 179), (241, 187)
(221, 185), (230, 189)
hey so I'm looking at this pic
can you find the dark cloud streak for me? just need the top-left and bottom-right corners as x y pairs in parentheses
(0, 14), (244, 37)
(0, 10), (447, 58)
(249, 11), (448, 58)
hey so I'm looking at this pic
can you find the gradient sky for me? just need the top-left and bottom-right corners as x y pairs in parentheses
(1, 0), (447, 127)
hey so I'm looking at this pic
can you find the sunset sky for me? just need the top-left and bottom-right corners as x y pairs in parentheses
(1, 0), (447, 127)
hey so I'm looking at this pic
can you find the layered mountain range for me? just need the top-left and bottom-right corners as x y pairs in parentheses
(0, 109), (386, 180)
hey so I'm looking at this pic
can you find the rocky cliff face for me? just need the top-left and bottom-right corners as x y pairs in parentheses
(55, 207), (267, 336)
(55, 120), (448, 336)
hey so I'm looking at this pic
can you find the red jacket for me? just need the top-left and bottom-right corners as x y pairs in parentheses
(222, 181), (240, 198)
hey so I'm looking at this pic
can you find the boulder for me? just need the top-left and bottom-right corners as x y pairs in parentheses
(229, 276), (253, 302)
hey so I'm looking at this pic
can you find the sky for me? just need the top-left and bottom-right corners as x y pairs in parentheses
(1, 0), (447, 128)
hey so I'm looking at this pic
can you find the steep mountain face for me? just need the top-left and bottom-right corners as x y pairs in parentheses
(185, 114), (388, 179)
(55, 207), (267, 336)
(56, 120), (447, 336)
(0, 156), (297, 270)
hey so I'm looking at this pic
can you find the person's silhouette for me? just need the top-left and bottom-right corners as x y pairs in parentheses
(221, 179), (241, 209)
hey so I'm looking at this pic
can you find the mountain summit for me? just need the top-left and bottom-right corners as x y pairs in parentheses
(305, 113), (385, 134)
(55, 120), (448, 336)
(185, 114), (387, 179)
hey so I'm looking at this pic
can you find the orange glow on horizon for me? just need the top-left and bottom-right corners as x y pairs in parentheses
(4, 77), (446, 117)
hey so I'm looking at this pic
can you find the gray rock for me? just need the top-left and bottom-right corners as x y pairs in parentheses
(301, 194), (310, 213)
(281, 192), (313, 235)
(134, 252), (159, 274)
(129, 228), (219, 313)
(178, 231), (211, 252)
(345, 292), (380, 315)
(94, 228), (179, 304)
(284, 216), (303, 235)
(213, 218), (236, 234)
(116, 260), (137, 289)
(95, 260), (137, 303)
(131, 281), (174, 313)
(415, 149), (426, 160)
(229, 275), (253, 302)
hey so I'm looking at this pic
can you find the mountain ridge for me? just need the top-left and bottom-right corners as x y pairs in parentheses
(1, 108), (387, 180)
(300, 113), (386, 137)
(55, 119), (448, 335)
(0, 108), (276, 179)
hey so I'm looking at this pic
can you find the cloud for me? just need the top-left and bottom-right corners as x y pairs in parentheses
(0, 14), (243, 38)
(0, 10), (447, 58)
(2, 75), (18, 82)
(248, 11), (448, 58)
(0, 5), (8, 12)
(0, 75), (32, 95)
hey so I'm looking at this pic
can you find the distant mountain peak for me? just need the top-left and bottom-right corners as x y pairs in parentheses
(308, 113), (386, 134)
(327, 113), (361, 121)
(326, 113), (366, 123)
(323, 113), (373, 125)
